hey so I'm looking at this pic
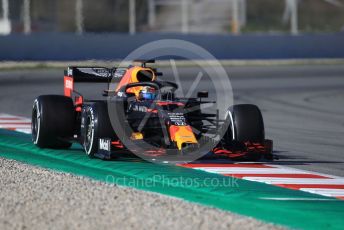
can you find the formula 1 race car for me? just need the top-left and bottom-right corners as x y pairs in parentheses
(31, 60), (273, 161)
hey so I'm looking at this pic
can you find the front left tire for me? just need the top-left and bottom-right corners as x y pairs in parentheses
(81, 102), (115, 158)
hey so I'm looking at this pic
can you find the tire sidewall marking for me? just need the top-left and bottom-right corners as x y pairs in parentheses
(227, 110), (235, 140)
(33, 99), (41, 144)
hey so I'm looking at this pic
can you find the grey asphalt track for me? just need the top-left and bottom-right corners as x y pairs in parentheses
(0, 64), (344, 176)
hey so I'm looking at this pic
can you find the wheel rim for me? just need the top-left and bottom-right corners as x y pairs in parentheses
(84, 115), (94, 155)
(31, 103), (40, 144)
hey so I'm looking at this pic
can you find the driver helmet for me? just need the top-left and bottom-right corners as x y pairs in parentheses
(139, 86), (157, 100)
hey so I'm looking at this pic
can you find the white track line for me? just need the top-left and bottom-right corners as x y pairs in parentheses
(194, 168), (310, 174)
(0, 124), (31, 128)
(300, 188), (344, 197)
(14, 129), (31, 134)
(266, 164), (344, 179)
(244, 178), (344, 185)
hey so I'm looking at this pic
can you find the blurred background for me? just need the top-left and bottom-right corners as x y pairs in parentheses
(0, 1), (343, 108)
(1, 0), (344, 35)
(1, 0), (343, 61)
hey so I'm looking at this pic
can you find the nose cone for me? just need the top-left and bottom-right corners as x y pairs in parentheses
(169, 125), (197, 150)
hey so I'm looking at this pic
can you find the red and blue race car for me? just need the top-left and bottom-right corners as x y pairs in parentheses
(31, 60), (273, 161)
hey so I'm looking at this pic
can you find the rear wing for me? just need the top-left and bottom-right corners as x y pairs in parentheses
(63, 67), (126, 97)
(63, 63), (161, 97)
(64, 67), (113, 82)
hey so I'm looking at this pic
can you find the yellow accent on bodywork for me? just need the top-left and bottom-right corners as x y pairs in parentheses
(131, 132), (144, 140)
(170, 125), (197, 150)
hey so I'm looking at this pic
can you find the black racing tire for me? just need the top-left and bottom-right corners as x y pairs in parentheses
(81, 102), (115, 158)
(226, 104), (265, 143)
(32, 95), (75, 149)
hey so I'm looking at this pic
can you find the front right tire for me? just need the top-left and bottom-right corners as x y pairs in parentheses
(229, 104), (265, 143)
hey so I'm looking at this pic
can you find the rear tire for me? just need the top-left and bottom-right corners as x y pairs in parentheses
(81, 102), (115, 158)
(32, 95), (75, 149)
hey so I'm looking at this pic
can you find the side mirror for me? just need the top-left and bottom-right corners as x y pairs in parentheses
(197, 91), (208, 98)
